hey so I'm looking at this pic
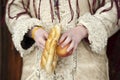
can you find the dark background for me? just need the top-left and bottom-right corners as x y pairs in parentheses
(0, 0), (22, 80)
(0, 0), (120, 80)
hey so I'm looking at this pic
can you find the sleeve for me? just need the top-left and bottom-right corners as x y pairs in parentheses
(77, 1), (120, 53)
(5, 0), (43, 57)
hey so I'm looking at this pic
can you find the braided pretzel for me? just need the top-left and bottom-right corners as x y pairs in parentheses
(40, 25), (61, 73)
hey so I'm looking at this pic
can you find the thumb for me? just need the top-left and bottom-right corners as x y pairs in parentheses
(44, 32), (48, 40)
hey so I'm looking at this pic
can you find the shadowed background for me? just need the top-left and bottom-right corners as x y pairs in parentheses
(0, 0), (23, 80)
(0, 0), (120, 80)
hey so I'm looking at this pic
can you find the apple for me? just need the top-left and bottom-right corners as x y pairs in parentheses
(56, 43), (73, 57)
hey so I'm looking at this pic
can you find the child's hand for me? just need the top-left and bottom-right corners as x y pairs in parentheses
(31, 27), (48, 50)
(59, 25), (88, 56)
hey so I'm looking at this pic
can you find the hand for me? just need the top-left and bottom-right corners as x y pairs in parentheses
(31, 27), (48, 50)
(58, 25), (88, 56)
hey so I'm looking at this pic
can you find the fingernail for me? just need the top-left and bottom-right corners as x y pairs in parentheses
(67, 49), (69, 52)
(61, 45), (64, 48)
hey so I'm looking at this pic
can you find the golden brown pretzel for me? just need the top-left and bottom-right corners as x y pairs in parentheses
(40, 25), (61, 73)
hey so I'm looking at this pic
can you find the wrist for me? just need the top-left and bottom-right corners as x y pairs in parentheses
(76, 24), (88, 38)
(31, 26), (43, 39)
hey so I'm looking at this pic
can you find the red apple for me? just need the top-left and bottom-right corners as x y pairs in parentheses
(56, 43), (73, 57)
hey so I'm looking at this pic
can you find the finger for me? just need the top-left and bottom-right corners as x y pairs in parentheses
(36, 41), (44, 48)
(59, 34), (67, 44)
(61, 36), (71, 47)
(39, 43), (45, 49)
(35, 42), (44, 52)
(72, 44), (78, 53)
(38, 38), (46, 46)
(36, 41), (42, 48)
(44, 32), (48, 40)
(63, 48), (73, 57)
(67, 48), (73, 56)
(35, 41), (39, 47)
(67, 41), (74, 52)
(66, 43), (77, 57)
(38, 41), (45, 49)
